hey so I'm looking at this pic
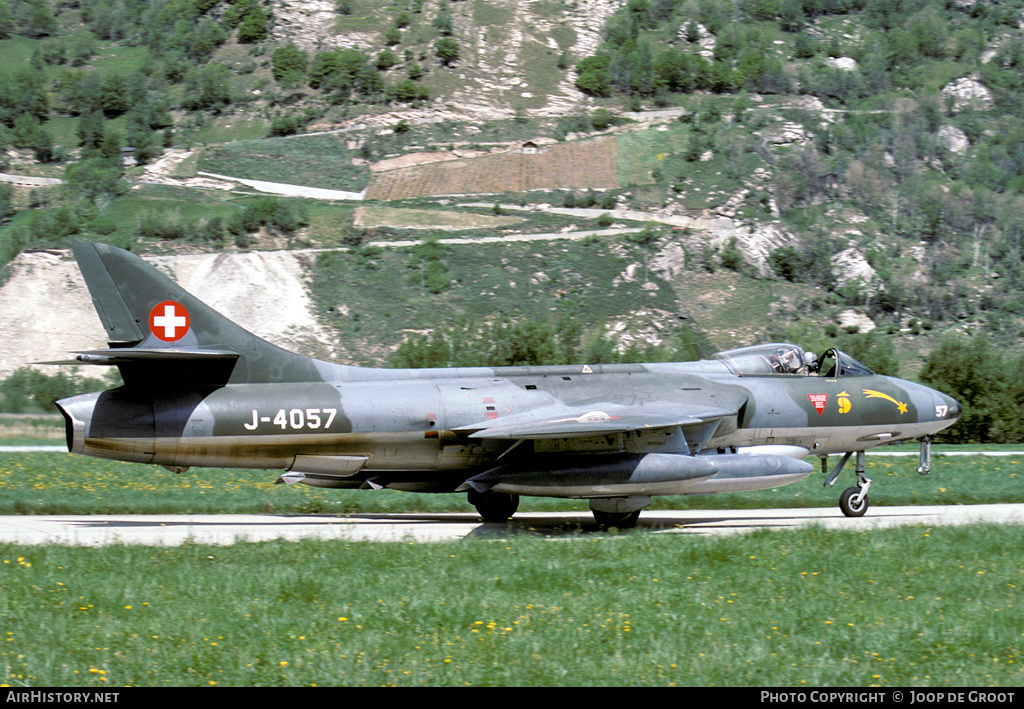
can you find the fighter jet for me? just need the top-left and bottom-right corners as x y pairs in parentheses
(52, 242), (961, 527)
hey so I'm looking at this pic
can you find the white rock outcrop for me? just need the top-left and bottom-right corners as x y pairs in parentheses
(831, 248), (879, 295)
(941, 76), (994, 112)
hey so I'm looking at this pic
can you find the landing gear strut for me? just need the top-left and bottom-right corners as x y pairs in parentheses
(823, 450), (872, 518)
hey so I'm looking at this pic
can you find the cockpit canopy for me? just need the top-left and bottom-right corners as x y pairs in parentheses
(711, 343), (875, 377)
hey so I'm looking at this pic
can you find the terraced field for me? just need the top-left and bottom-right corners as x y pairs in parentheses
(364, 136), (619, 200)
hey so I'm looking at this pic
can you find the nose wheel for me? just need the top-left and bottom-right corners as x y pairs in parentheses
(839, 483), (869, 517)
(823, 450), (872, 517)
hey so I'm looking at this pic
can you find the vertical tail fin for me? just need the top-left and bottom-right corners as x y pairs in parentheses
(72, 242), (321, 386)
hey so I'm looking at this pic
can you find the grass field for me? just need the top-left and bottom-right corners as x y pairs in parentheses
(1, 526), (1021, 686)
(196, 134), (369, 193)
(1, 448), (1022, 687)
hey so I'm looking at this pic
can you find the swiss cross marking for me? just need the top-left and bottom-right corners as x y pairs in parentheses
(149, 301), (190, 342)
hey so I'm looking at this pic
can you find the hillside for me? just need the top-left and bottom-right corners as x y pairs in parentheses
(4, 0), (1024, 390)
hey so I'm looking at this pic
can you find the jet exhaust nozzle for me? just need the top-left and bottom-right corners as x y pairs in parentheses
(55, 394), (93, 455)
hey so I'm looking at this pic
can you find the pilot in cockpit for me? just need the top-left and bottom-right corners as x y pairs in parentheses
(803, 351), (819, 374)
(769, 346), (803, 374)
(768, 346), (820, 375)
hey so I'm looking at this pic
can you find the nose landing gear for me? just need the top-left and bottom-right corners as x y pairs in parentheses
(821, 437), (933, 517)
(839, 476), (871, 517)
(822, 450), (872, 518)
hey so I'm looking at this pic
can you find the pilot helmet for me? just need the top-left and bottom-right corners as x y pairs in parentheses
(803, 351), (819, 370)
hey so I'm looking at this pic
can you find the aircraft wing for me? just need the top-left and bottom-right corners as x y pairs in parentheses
(454, 403), (737, 440)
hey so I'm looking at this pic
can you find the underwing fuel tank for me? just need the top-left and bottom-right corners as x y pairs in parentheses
(460, 452), (814, 498)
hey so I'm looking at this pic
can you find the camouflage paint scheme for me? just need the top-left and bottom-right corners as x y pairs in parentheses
(53, 243), (961, 526)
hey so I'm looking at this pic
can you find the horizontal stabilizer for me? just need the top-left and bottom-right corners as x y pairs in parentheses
(67, 347), (240, 365)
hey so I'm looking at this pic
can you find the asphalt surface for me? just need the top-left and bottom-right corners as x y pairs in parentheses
(1, 504), (1022, 545)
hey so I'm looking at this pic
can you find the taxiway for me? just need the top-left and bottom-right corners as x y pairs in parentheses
(1, 503), (1021, 545)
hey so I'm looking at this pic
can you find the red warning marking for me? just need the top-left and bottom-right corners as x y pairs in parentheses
(149, 301), (190, 342)
(807, 393), (828, 416)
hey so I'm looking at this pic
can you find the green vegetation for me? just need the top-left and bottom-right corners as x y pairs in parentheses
(918, 335), (1024, 444)
(309, 234), (686, 365)
(0, 367), (111, 414)
(1, 525), (1021, 686)
(561, 0), (1024, 345)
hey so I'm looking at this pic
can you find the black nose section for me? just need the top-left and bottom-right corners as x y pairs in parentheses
(949, 397), (962, 420)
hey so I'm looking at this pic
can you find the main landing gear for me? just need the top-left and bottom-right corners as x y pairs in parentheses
(589, 496), (649, 529)
(468, 490), (649, 529)
(468, 489), (520, 523)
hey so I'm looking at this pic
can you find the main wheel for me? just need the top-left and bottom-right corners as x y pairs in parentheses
(839, 486), (868, 517)
(592, 508), (642, 529)
(468, 490), (520, 523)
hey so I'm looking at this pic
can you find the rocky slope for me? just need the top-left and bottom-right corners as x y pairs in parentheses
(271, 0), (623, 118)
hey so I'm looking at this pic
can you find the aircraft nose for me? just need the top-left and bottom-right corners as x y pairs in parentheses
(947, 396), (962, 421)
(932, 390), (961, 424)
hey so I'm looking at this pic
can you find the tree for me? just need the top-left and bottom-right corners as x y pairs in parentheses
(0, 367), (107, 413)
(272, 44), (309, 88)
(590, 108), (614, 131)
(71, 110), (97, 155)
(720, 237), (744, 271)
(0, 0), (12, 39)
(181, 65), (232, 112)
(435, 37), (460, 66)
(0, 183), (12, 222)
(190, 17), (227, 62)
(575, 54), (612, 97)
(64, 156), (126, 201)
(236, 7), (269, 43)
(770, 246), (808, 282)
(99, 72), (130, 116)
(919, 337), (1013, 443)
(743, 0), (779, 21)
(15, 0), (56, 38)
